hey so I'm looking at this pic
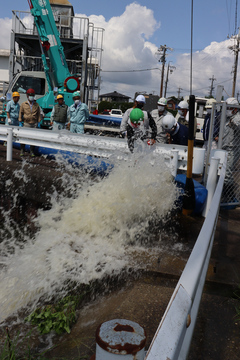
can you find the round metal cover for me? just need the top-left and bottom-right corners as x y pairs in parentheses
(96, 319), (146, 355)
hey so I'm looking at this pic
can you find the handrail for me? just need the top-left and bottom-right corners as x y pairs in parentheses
(0, 126), (208, 178)
(145, 151), (227, 360)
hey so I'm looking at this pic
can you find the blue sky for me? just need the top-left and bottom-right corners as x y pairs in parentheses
(0, 0), (240, 99)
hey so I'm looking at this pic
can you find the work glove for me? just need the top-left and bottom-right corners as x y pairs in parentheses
(37, 122), (41, 128)
(147, 139), (156, 146)
(120, 131), (127, 138)
(19, 122), (23, 127)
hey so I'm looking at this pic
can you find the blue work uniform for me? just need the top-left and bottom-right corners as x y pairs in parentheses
(171, 123), (189, 146)
(69, 102), (89, 134)
(6, 100), (20, 126)
(203, 111), (221, 141)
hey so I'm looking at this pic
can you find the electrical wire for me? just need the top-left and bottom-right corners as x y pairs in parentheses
(101, 68), (160, 73)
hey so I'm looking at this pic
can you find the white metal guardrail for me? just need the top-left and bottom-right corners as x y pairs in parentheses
(0, 125), (207, 178)
(145, 151), (227, 360)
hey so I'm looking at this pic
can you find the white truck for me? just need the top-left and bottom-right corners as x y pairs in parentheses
(109, 109), (123, 118)
(184, 96), (207, 144)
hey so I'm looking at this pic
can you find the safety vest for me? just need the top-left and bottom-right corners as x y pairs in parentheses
(53, 104), (68, 123)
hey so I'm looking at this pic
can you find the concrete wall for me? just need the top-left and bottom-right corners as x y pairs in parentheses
(0, 49), (10, 83)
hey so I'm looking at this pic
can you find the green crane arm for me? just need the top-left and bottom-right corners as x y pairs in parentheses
(27, 0), (79, 93)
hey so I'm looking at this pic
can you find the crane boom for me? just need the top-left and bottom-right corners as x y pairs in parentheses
(27, 0), (80, 115)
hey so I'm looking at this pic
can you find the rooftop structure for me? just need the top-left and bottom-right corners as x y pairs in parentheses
(8, 1), (104, 107)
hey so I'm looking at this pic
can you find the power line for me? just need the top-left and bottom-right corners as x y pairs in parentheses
(101, 68), (160, 73)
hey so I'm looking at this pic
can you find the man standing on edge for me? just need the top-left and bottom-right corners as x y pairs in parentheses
(150, 97), (169, 143)
(6, 92), (20, 126)
(68, 91), (89, 134)
(19, 88), (41, 156)
(51, 94), (69, 131)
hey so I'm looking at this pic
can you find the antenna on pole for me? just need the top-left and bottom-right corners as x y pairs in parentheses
(182, 0), (195, 216)
(190, 0), (193, 95)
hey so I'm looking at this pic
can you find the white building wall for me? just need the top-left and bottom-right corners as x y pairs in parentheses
(0, 49), (10, 83)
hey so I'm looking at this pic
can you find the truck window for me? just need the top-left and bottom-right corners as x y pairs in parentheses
(12, 76), (45, 95)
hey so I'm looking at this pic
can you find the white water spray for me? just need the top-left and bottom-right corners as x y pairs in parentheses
(0, 152), (178, 322)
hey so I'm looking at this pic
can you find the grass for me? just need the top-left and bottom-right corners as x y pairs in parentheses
(0, 328), (49, 360)
(0, 328), (92, 360)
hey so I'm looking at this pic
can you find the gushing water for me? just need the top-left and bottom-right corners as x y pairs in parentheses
(0, 152), (178, 323)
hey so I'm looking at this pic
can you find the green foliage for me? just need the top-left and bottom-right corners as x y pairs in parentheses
(25, 295), (78, 335)
(98, 100), (111, 113)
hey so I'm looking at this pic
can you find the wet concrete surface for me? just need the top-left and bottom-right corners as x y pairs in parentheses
(42, 208), (240, 360)
(0, 144), (240, 359)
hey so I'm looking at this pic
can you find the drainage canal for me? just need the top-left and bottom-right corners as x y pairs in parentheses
(0, 149), (204, 355)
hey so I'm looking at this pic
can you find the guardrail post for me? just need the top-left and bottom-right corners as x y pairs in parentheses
(202, 156), (220, 217)
(6, 127), (13, 161)
(170, 150), (179, 177)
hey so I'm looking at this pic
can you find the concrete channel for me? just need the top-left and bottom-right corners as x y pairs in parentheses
(0, 143), (240, 359)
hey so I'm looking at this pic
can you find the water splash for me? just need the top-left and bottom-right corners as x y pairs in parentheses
(0, 151), (179, 322)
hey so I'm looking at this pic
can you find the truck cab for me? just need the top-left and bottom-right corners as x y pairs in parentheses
(0, 71), (49, 126)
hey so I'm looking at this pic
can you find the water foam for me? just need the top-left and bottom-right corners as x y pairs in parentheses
(0, 152), (178, 322)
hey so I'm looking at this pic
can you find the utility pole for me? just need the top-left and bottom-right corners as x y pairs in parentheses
(164, 62), (176, 98)
(209, 75), (216, 97)
(156, 44), (173, 97)
(231, 35), (239, 97)
(177, 87), (183, 99)
(228, 1), (240, 97)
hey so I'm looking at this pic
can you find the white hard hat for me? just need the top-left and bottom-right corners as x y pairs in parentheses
(226, 97), (238, 106)
(178, 100), (189, 109)
(135, 94), (146, 103)
(157, 97), (167, 106)
(162, 114), (177, 130)
(205, 98), (217, 109)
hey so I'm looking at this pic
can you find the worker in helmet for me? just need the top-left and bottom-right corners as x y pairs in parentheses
(120, 94), (157, 145)
(50, 94), (70, 131)
(120, 94), (147, 137)
(177, 100), (189, 127)
(202, 98), (220, 151)
(68, 91), (89, 134)
(162, 113), (189, 146)
(126, 107), (157, 153)
(221, 97), (240, 203)
(19, 88), (41, 156)
(6, 92), (20, 126)
(177, 99), (197, 136)
(150, 97), (170, 143)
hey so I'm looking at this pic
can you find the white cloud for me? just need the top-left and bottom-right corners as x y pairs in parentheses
(77, 3), (237, 99)
(0, 3), (237, 100)
(75, 3), (160, 97)
(172, 39), (236, 98)
(0, 18), (11, 49)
